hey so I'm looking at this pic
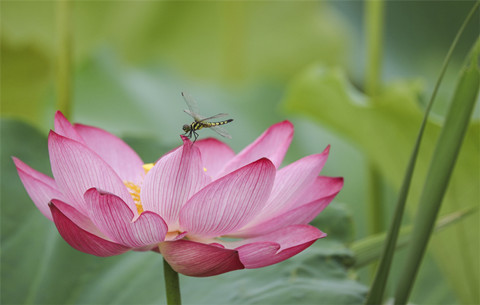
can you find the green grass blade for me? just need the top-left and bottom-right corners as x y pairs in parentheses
(364, 3), (479, 304)
(394, 40), (480, 305)
(352, 206), (478, 269)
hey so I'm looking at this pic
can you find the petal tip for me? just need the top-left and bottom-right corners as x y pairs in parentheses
(12, 156), (21, 165)
(274, 120), (294, 135)
(180, 135), (192, 144)
(254, 157), (276, 171)
(48, 129), (61, 142)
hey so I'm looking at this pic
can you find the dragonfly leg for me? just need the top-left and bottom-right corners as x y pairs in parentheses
(192, 131), (199, 144)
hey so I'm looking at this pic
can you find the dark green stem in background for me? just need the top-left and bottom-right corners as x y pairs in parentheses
(56, 0), (73, 119)
(365, 0), (384, 96)
(163, 258), (182, 305)
(366, 161), (384, 278)
(364, 0), (385, 280)
(367, 162), (384, 236)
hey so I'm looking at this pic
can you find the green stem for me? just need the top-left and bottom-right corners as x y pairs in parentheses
(367, 162), (384, 236)
(163, 258), (182, 305)
(365, 0), (385, 278)
(365, 0), (384, 96)
(366, 161), (384, 278)
(56, 0), (73, 119)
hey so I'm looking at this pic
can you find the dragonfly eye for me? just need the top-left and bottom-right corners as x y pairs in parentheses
(182, 124), (190, 132)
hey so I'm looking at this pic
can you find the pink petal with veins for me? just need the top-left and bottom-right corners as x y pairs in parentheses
(194, 138), (235, 180)
(51, 199), (106, 238)
(180, 158), (275, 238)
(141, 136), (210, 228)
(84, 188), (168, 248)
(231, 193), (339, 238)
(232, 225), (325, 268)
(290, 176), (344, 207)
(220, 121), (293, 175)
(48, 131), (135, 215)
(50, 201), (130, 257)
(54, 111), (85, 143)
(160, 240), (244, 277)
(243, 147), (330, 229)
(75, 124), (144, 184)
(13, 157), (63, 221)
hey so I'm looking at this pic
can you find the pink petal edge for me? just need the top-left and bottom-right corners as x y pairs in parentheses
(220, 121), (294, 175)
(159, 239), (244, 277)
(74, 123), (144, 184)
(54, 111), (85, 143)
(243, 147), (331, 229)
(13, 157), (62, 221)
(231, 192), (339, 238)
(48, 130), (135, 215)
(233, 225), (325, 269)
(51, 199), (107, 238)
(193, 138), (235, 180)
(49, 201), (130, 257)
(84, 188), (168, 248)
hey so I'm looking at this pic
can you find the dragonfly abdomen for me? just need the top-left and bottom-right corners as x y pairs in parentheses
(202, 119), (234, 128)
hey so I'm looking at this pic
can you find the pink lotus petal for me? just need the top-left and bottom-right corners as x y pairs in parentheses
(13, 157), (63, 221)
(244, 147), (330, 228)
(141, 136), (210, 228)
(48, 131), (135, 215)
(74, 124), (144, 184)
(49, 201), (130, 257)
(290, 176), (344, 206)
(84, 188), (168, 248)
(54, 111), (85, 143)
(159, 240), (244, 277)
(220, 121), (293, 175)
(51, 199), (106, 238)
(194, 138), (235, 179)
(232, 225), (325, 268)
(180, 158), (275, 238)
(230, 193), (339, 238)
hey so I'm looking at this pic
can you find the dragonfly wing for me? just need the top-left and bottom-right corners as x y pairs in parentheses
(184, 109), (204, 120)
(210, 125), (232, 138)
(181, 92), (202, 121)
(197, 113), (228, 123)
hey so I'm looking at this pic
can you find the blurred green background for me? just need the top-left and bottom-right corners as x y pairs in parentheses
(1, 1), (478, 304)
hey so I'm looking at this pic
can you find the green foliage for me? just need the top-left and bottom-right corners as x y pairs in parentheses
(282, 65), (479, 304)
(351, 205), (477, 269)
(395, 41), (480, 304)
(1, 119), (366, 305)
(1, 1), (350, 130)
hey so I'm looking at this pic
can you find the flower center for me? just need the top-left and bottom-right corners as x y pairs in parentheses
(124, 182), (144, 214)
(123, 163), (155, 215)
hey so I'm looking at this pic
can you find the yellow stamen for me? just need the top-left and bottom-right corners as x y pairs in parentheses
(124, 181), (144, 214)
(143, 163), (154, 174)
(203, 167), (207, 172)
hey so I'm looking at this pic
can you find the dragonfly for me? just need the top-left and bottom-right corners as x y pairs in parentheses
(181, 92), (234, 143)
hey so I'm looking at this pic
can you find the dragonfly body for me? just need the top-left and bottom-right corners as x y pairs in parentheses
(183, 119), (234, 142)
(181, 92), (234, 143)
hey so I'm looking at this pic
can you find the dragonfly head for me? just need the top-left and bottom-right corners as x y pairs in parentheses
(182, 124), (191, 133)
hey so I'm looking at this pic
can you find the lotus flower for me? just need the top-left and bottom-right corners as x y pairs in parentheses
(14, 111), (343, 277)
